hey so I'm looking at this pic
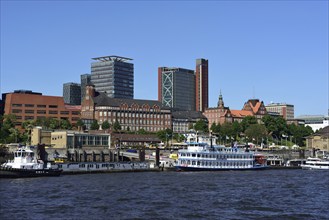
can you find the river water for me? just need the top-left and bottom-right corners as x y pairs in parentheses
(0, 169), (328, 220)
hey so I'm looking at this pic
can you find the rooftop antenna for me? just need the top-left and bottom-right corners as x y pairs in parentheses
(252, 86), (255, 99)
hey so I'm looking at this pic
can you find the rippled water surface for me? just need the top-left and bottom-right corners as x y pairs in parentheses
(1, 170), (328, 220)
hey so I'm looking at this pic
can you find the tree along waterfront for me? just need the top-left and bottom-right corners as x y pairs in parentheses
(0, 114), (313, 148)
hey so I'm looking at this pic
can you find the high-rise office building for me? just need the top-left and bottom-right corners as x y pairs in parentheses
(195, 58), (209, 112)
(63, 83), (81, 105)
(91, 56), (134, 99)
(80, 73), (91, 102)
(158, 67), (195, 111)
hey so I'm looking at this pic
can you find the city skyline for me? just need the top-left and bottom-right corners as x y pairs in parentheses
(1, 1), (328, 117)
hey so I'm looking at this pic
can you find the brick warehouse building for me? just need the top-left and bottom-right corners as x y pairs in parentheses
(2, 90), (81, 129)
(81, 85), (172, 132)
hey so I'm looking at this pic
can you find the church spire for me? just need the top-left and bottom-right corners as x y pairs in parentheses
(217, 90), (224, 108)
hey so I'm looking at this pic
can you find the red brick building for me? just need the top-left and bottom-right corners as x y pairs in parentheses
(203, 93), (267, 128)
(2, 90), (81, 129)
(195, 58), (208, 112)
(82, 85), (172, 132)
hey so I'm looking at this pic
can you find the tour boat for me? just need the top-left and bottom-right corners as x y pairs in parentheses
(175, 142), (268, 171)
(301, 157), (329, 170)
(0, 146), (62, 178)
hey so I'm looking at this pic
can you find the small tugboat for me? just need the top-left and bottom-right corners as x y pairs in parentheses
(175, 142), (268, 171)
(0, 146), (62, 178)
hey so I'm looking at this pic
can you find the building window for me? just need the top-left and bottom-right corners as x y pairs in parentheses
(12, 104), (22, 107)
(60, 111), (69, 115)
(12, 109), (22, 113)
(25, 104), (34, 107)
(37, 110), (46, 114)
(25, 116), (34, 120)
(72, 111), (80, 115)
(49, 105), (58, 108)
(49, 111), (58, 114)
(25, 110), (34, 114)
(37, 105), (46, 108)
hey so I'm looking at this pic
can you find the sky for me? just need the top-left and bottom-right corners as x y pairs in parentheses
(1, 0), (328, 117)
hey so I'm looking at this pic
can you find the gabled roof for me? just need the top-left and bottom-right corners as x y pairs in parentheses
(92, 92), (169, 109)
(230, 110), (253, 117)
(244, 99), (263, 114)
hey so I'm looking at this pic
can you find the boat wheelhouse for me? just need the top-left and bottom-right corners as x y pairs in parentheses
(0, 146), (62, 178)
(301, 157), (329, 170)
(175, 142), (268, 171)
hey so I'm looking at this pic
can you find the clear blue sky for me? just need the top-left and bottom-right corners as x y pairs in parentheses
(1, 1), (328, 117)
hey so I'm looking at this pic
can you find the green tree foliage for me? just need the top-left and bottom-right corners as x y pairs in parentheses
(76, 119), (85, 131)
(220, 122), (235, 142)
(101, 120), (111, 130)
(0, 114), (17, 144)
(261, 115), (290, 143)
(113, 120), (121, 132)
(240, 116), (258, 132)
(60, 119), (72, 130)
(137, 128), (147, 134)
(210, 122), (221, 134)
(288, 124), (313, 146)
(156, 128), (173, 142)
(90, 120), (99, 130)
(8, 128), (20, 143)
(194, 120), (209, 133)
(244, 124), (268, 144)
(232, 121), (242, 139)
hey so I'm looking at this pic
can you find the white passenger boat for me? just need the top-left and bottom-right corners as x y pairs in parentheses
(0, 146), (62, 178)
(175, 142), (268, 171)
(301, 157), (329, 170)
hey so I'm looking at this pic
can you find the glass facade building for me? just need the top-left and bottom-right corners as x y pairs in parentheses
(158, 67), (195, 111)
(63, 83), (81, 105)
(91, 56), (134, 99)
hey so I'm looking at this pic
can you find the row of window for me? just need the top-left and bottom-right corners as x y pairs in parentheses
(179, 153), (253, 159)
(11, 109), (79, 115)
(180, 160), (253, 167)
(12, 104), (57, 108)
(99, 118), (170, 126)
(99, 111), (170, 119)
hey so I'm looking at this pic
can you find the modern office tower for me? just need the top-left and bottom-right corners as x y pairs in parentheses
(265, 102), (294, 120)
(158, 67), (196, 111)
(63, 83), (81, 105)
(195, 58), (209, 112)
(80, 73), (91, 102)
(91, 56), (134, 99)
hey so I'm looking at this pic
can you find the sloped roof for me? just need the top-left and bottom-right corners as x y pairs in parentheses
(230, 110), (253, 117)
(245, 99), (262, 114)
(92, 92), (169, 109)
(172, 111), (207, 120)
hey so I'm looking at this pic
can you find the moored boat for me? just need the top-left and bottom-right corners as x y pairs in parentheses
(0, 146), (62, 178)
(175, 142), (268, 171)
(301, 157), (329, 170)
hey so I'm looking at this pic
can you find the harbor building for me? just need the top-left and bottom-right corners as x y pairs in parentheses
(2, 90), (81, 130)
(305, 126), (329, 151)
(91, 55), (134, 99)
(265, 102), (294, 120)
(63, 82), (81, 105)
(195, 58), (209, 112)
(203, 93), (267, 128)
(172, 110), (207, 133)
(158, 67), (196, 111)
(80, 73), (91, 102)
(81, 85), (172, 133)
(295, 115), (329, 132)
